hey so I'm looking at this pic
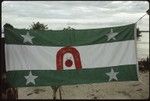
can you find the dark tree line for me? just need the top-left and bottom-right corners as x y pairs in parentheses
(30, 22), (48, 30)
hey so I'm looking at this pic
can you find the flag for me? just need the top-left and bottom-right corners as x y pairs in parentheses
(5, 23), (138, 87)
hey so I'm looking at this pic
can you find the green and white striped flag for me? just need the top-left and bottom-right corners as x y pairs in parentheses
(5, 23), (138, 87)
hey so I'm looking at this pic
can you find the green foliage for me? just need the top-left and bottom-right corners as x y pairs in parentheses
(136, 28), (142, 40)
(63, 26), (75, 31)
(138, 57), (149, 72)
(4, 23), (14, 30)
(30, 22), (48, 30)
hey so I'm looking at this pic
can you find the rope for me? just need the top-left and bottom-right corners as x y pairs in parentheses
(135, 13), (147, 24)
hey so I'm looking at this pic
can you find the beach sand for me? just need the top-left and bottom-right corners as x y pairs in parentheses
(18, 71), (149, 99)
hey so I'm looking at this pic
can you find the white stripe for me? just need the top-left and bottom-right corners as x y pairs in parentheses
(5, 40), (136, 71)
(134, 23), (139, 80)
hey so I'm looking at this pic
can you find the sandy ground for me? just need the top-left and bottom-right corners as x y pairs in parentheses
(18, 71), (149, 99)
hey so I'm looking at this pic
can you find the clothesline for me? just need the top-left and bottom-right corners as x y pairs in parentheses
(135, 9), (149, 24)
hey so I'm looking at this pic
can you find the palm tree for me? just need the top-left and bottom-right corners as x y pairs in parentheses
(30, 22), (48, 30)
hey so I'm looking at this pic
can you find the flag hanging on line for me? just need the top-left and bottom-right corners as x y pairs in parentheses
(5, 23), (138, 87)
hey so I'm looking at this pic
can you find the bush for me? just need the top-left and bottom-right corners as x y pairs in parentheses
(138, 57), (150, 72)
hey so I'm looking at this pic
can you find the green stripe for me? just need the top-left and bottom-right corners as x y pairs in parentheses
(5, 23), (135, 46)
(6, 64), (138, 87)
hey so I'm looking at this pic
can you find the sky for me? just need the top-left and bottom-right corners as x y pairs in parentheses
(1, 1), (149, 58)
(2, 1), (149, 30)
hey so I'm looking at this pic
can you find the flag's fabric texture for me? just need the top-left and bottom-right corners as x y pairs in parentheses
(5, 23), (138, 87)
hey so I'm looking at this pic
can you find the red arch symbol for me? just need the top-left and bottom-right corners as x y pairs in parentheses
(56, 46), (82, 70)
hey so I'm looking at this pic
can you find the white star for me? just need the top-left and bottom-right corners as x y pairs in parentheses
(106, 68), (119, 81)
(21, 32), (34, 44)
(105, 29), (119, 41)
(24, 71), (38, 85)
